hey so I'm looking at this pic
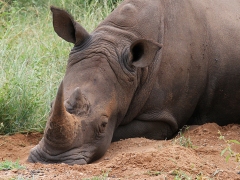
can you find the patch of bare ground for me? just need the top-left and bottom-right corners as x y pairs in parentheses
(0, 123), (239, 179)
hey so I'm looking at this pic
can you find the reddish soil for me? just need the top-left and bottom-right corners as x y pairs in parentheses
(0, 123), (239, 179)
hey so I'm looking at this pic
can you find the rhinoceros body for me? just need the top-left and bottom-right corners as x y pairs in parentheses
(28, 0), (240, 164)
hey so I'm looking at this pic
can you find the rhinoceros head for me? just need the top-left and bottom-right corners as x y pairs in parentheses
(28, 6), (161, 165)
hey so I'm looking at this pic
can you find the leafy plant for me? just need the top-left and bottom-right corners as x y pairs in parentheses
(170, 170), (212, 180)
(9, 176), (33, 180)
(146, 170), (162, 176)
(218, 130), (240, 162)
(173, 125), (193, 148)
(83, 170), (110, 180)
(170, 170), (192, 180)
(0, 160), (25, 171)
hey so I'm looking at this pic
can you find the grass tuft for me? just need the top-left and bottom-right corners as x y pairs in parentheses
(83, 170), (110, 180)
(0, 160), (25, 171)
(146, 170), (162, 176)
(173, 125), (194, 148)
(218, 130), (240, 162)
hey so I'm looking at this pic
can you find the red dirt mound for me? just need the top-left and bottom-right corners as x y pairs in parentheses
(0, 123), (240, 179)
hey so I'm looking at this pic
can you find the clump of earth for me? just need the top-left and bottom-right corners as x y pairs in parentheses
(0, 123), (239, 179)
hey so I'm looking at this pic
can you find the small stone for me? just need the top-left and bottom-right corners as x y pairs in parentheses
(122, 167), (127, 171)
(12, 168), (18, 173)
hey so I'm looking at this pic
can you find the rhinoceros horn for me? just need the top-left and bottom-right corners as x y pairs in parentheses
(45, 81), (76, 147)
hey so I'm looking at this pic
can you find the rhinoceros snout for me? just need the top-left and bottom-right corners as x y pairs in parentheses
(28, 144), (89, 165)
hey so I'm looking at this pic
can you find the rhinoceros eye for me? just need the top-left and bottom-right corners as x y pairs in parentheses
(101, 122), (107, 128)
(98, 116), (108, 133)
(99, 121), (107, 134)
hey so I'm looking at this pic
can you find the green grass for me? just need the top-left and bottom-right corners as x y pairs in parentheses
(146, 170), (162, 176)
(218, 130), (240, 162)
(0, 0), (121, 134)
(170, 170), (212, 180)
(83, 170), (110, 180)
(173, 125), (194, 148)
(170, 170), (192, 180)
(0, 160), (25, 171)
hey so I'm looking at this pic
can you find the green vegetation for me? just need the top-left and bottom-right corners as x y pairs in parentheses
(9, 177), (27, 180)
(146, 170), (162, 176)
(173, 125), (194, 148)
(0, 0), (121, 134)
(218, 130), (240, 162)
(170, 170), (212, 180)
(83, 170), (110, 180)
(144, 169), (212, 179)
(170, 170), (191, 180)
(0, 160), (25, 170)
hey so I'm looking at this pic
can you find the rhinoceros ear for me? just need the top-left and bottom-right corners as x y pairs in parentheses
(130, 39), (162, 68)
(50, 6), (90, 45)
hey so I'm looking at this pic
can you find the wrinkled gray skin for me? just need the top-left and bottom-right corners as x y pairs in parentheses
(28, 0), (240, 165)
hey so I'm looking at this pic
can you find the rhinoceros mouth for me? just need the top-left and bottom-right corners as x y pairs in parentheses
(28, 145), (89, 165)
